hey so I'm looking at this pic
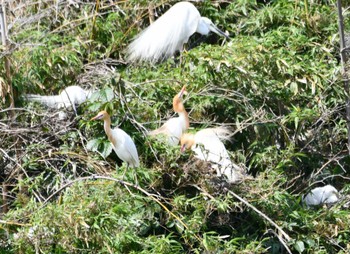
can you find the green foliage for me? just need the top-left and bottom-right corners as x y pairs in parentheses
(1, 0), (350, 253)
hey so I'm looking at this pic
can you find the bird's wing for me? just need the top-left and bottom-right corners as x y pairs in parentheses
(127, 2), (200, 62)
(149, 117), (183, 145)
(60, 86), (88, 105)
(124, 134), (140, 167)
(148, 122), (170, 136)
(193, 133), (240, 182)
(111, 128), (140, 168)
(24, 94), (62, 108)
(194, 131), (232, 166)
(195, 135), (228, 159)
(197, 127), (233, 141)
(149, 117), (181, 135)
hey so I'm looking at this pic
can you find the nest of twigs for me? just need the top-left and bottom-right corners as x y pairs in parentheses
(0, 107), (111, 212)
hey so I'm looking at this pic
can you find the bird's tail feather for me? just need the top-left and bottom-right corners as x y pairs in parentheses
(210, 126), (233, 141)
(25, 94), (62, 108)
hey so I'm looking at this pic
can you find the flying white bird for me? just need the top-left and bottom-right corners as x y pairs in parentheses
(303, 185), (340, 207)
(91, 110), (140, 168)
(148, 85), (189, 146)
(180, 127), (241, 183)
(25, 85), (93, 111)
(127, 1), (229, 63)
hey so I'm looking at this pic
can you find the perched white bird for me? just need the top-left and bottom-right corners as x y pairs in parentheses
(127, 1), (229, 63)
(180, 127), (241, 183)
(303, 185), (339, 207)
(91, 110), (140, 168)
(149, 85), (189, 146)
(25, 85), (93, 110)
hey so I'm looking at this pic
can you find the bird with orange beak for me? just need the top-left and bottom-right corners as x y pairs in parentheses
(149, 85), (189, 146)
(91, 110), (140, 168)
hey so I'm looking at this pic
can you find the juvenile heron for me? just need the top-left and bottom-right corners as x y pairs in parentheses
(91, 110), (140, 168)
(148, 85), (189, 146)
(127, 1), (229, 63)
(180, 127), (241, 183)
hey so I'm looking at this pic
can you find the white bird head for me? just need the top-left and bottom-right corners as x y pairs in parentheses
(180, 133), (195, 152)
(197, 17), (229, 38)
(91, 110), (110, 121)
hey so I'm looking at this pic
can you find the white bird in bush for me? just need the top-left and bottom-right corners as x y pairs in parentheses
(149, 85), (189, 146)
(127, 1), (229, 63)
(91, 110), (140, 168)
(180, 127), (241, 183)
(25, 85), (93, 111)
(303, 185), (340, 207)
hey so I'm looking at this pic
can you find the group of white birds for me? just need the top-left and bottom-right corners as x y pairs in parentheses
(91, 85), (242, 183)
(26, 2), (239, 183)
(25, 1), (341, 204)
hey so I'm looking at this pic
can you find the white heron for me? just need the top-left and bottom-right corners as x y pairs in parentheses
(148, 85), (189, 146)
(25, 85), (93, 111)
(180, 127), (242, 183)
(303, 185), (339, 207)
(91, 110), (140, 168)
(127, 1), (229, 63)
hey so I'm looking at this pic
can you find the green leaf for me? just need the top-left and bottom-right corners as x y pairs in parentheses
(294, 116), (299, 130)
(290, 82), (298, 95)
(294, 240), (305, 253)
(86, 138), (100, 152)
(87, 138), (113, 158)
(101, 141), (113, 158)
(89, 87), (114, 103)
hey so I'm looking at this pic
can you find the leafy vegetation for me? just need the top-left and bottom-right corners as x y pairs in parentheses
(1, 0), (350, 253)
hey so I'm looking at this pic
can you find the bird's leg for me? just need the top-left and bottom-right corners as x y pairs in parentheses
(188, 36), (206, 50)
(176, 44), (188, 67)
(121, 163), (138, 186)
(133, 169), (139, 186)
(122, 163), (128, 179)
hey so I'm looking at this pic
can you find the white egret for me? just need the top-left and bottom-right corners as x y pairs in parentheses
(127, 1), (229, 63)
(180, 127), (241, 183)
(25, 85), (93, 111)
(303, 185), (339, 207)
(91, 110), (140, 168)
(149, 85), (189, 146)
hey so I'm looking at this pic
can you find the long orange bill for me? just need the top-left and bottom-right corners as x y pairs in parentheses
(179, 85), (186, 98)
(91, 114), (103, 121)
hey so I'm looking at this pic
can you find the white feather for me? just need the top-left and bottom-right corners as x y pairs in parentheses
(149, 112), (188, 146)
(303, 185), (339, 207)
(109, 128), (140, 168)
(25, 85), (93, 109)
(127, 1), (228, 63)
(190, 127), (240, 183)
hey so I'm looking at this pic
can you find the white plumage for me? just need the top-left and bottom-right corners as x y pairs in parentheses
(25, 85), (93, 110)
(149, 86), (189, 146)
(303, 185), (339, 207)
(181, 127), (241, 183)
(127, 1), (229, 63)
(91, 111), (140, 168)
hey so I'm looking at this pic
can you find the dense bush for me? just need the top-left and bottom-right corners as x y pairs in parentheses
(1, 0), (350, 253)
